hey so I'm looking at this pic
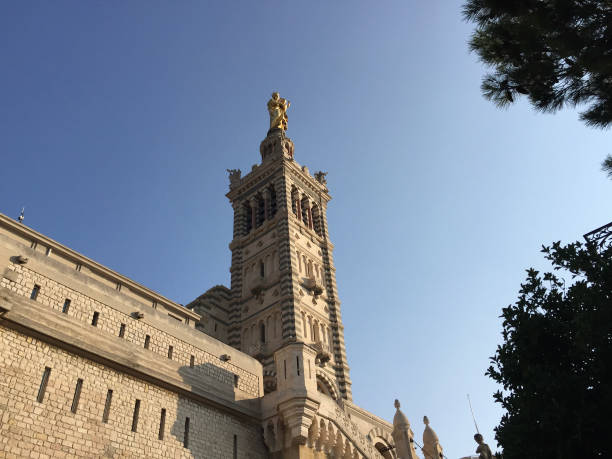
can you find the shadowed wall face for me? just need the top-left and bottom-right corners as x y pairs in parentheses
(0, 325), (268, 458)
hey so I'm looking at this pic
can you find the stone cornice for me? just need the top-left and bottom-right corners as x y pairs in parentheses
(225, 154), (331, 204)
(225, 159), (283, 201)
(283, 160), (331, 202)
(0, 213), (200, 321)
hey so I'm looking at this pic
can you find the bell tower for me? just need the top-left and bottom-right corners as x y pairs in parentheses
(225, 94), (353, 412)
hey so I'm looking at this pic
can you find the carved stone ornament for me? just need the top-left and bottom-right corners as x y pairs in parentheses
(251, 285), (265, 303)
(314, 171), (328, 185)
(313, 341), (331, 367)
(260, 132), (295, 162)
(15, 255), (28, 264)
(226, 169), (241, 188)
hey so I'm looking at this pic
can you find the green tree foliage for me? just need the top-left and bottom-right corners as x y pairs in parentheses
(488, 240), (612, 458)
(603, 154), (612, 178)
(463, 1), (612, 128)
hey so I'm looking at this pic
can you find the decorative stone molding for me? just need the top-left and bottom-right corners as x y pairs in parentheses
(313, 341), (332, 367)
(277, 397), (319, 445)
(307, 409), (384, 458)
(315, 368), (339, 399)
(227, 168), (242, 189)
(15, 255), (29, 264)
(260, 131), (294, 163)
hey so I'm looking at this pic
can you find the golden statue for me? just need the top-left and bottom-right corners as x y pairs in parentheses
(267, 92), (290, 131)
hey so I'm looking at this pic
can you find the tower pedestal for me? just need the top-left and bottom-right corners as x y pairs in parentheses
(260, 130), (294, 163)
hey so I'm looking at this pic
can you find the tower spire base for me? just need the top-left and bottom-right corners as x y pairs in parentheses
(260, 131), (294, 163)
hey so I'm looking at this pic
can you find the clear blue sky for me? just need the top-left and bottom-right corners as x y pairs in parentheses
(1, 2), (609, 457)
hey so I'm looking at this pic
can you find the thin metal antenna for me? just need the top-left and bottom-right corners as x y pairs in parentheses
(18, 207), (25, 224)
(467, 393), (480, 434)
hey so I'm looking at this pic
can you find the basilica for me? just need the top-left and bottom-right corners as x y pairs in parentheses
(0, 95), (445, 458)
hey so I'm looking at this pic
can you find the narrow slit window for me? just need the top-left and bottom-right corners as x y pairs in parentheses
(36, 367), (51, 403)
(131, 399), (141, 432)
(61, 299), (71, 314)
(183, 417), (190, 448)
(158, 408), (166, 440)
(189, 355), (194, 368)
(233, 434), (238, 459)
(284, 359), (287, 379)
(234, 374), (239, 388)
(144, 335), (151, 349)
(119, 323), (126, 338)
(296, 356), (300, 376)
(91, 311), (99, 326)
(30, 284), (40, 300)
(102, 389), (113, 423)
(168, 345), (173, 360)
(71, 378), (83, 414)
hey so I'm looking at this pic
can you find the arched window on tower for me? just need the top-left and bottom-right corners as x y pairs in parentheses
(291, 186), (299, 216)
(244, 202), (253, 234)
(268, 185), (277, 218)
(256, 194), (265, 227)
(312, 204), (322, 236)
(300, 196), (310, 226)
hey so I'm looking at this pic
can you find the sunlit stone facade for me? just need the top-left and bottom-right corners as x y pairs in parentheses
(0, 113), (443, 458)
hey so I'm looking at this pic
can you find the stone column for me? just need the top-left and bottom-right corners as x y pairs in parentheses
(295, 195), (302, 223)
(250, 196), (258, 229)
(263, 188), (271, 221)
(307, 206), (313, 230)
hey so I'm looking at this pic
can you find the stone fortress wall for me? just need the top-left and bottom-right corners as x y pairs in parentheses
(0, 214), (267, 458)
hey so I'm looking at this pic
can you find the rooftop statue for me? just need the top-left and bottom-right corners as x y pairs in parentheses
(267, 92), (290, 131)
(474, 433), (493, 459)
